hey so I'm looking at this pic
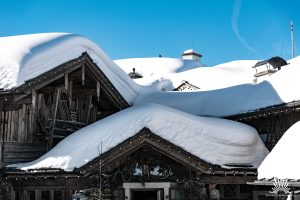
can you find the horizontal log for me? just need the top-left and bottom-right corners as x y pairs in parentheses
(4, 143), (45, 153)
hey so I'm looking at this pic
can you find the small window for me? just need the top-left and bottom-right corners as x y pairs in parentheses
(41, 191), (50, 200)
(54, 191), (63, 200)
(28, 191), (35, 200)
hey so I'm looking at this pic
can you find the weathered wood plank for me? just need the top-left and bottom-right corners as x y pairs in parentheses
(64, 73), (69, 92)
(69, 80), (73, 107)
(97, 80), (100, 102)
(7, 111), (11, 141)
(4, 143), (45, 152)
(81, 64), (85, 86)
(31, 90), (37, 135)
(10, 111), (15, 141)
(0, 111), (3, 141)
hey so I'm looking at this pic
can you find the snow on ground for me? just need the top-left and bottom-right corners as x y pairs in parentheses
(0, 33), (140, 103)
(258, 121), (300, 180)
(8, 103), (269, 171)
(114, 57), (204, 79)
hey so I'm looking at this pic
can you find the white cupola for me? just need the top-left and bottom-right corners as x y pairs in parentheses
(182, 49), (202, 62)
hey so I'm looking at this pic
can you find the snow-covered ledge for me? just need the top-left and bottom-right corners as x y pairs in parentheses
(123, 182), (176, 200)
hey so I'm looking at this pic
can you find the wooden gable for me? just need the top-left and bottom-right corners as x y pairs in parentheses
(79, 128), (257, 184)
(0, 52), (129, 167)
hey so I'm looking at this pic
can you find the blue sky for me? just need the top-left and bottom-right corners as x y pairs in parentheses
(0, 0), (299, 66)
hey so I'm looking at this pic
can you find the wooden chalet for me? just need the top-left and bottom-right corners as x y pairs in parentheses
(3, 128), (258, 200)
(0, 36), (296, 200)
(0, 52), (128, 169)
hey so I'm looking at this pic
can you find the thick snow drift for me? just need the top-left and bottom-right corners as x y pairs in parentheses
(114, 57), (204, 79)
(134, 56), (300, 117)
(0, 33), (140, 103)
(8, 104), (268, 171)
(258, 121), (300, 180)
(1, 33), (299, 117)
(134, 60), (258, 91)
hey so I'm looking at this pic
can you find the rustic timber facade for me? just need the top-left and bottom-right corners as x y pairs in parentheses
(0, 52), (128, 169)
(3, 128), (257, 200)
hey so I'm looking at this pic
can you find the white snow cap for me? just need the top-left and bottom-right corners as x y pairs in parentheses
(135, 60), (258, 91)
(258, 121), (300, 180)
(134, 56), (300, 117)
(8, 103), (268, 171)
(182, 49), (201, 55)
(0, 32), (140, 103)
(1, 33), (300, 117)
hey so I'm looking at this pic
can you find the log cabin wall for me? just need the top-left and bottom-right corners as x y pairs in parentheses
(0, 95), (46, 168)
(0, 104), (33, 143)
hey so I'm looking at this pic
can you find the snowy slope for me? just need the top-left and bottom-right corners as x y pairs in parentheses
(8, 103), (268, 171)
(114, 57), (204, 78)
(258, 121), (300, 180)
(0, 33), (140, 103)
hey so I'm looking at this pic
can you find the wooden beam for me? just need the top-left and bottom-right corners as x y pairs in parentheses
(97, 81), (100, 102)
(69, 80), (73, 107)
(31, 90), (37, 135)
(81, 64), (85, 86)
(64, 73), (68, 92)
(199, 174), (256, 184)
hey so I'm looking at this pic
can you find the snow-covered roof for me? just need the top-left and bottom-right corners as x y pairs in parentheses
(8, 103), (268, 171)
(133, 56), (300, 117)
(0, 33), (140, 103)
(182, 49), (202, 56)
(134, 60), (258, 91)
(114, 57), (205, 78)
(1, 33), (300, 118)
(258, 121), (300, 180)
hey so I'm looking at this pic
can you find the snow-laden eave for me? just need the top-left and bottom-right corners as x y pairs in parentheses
(0, 33), (141, 104)
(6, 127), (261, 175)
(7, 103), (268, 172)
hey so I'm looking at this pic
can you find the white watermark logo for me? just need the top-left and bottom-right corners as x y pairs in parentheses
(270, 178), (290, 195)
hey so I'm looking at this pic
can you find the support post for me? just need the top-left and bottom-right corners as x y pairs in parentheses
(64, 73), (69, 92)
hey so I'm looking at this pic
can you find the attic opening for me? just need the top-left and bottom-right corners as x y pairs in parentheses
(35, 62), (126, 149)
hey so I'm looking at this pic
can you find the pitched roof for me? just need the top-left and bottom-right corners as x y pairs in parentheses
(0, 33), (139, 103)
(8, 103), (268, 172)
